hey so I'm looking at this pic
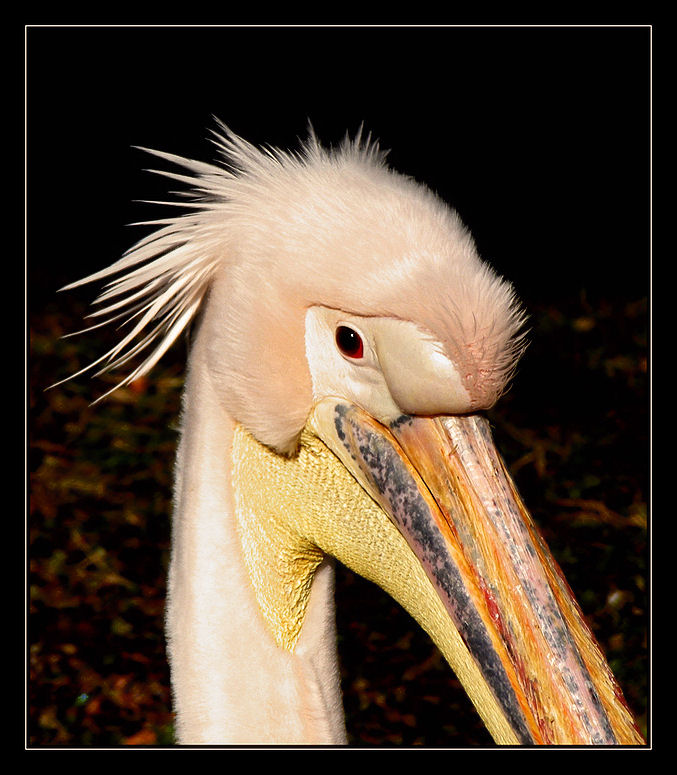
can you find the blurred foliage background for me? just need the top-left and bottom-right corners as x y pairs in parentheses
(27, 26), (649, 748)
(29, 291), (648, 747)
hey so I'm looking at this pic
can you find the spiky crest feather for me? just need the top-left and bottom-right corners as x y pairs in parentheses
(58, 121), (527, 450)
(56, 123), (387, 398)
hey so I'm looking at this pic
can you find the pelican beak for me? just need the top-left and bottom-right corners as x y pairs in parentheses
(309, 399), (642, 746)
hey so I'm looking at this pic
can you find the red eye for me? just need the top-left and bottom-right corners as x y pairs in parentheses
(336, 325), (364, 359)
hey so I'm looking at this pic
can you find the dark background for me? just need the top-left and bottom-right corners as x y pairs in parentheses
(28, 26), (650, 747)
(28, 25), (649, 302)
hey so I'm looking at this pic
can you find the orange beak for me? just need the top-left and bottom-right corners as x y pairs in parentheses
(318, 401), (643, 745)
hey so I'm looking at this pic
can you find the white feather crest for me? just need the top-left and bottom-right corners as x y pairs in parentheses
(55, 121), (385, 400)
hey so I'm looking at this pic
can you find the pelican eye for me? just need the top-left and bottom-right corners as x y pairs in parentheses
(335, 325), (364, 359)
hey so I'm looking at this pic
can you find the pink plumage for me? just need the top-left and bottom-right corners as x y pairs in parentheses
(61, 121), (526, 452)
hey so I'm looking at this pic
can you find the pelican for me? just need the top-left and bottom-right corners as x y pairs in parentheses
(59, 122), (643, 746)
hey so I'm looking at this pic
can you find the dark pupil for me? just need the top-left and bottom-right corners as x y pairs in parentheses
(336, 326), (363, 357)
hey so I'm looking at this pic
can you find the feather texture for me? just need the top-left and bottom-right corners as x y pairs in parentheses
(59, 121), (527, 450)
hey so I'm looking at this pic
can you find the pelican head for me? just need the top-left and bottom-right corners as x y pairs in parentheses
(61, 122), (643, 745)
